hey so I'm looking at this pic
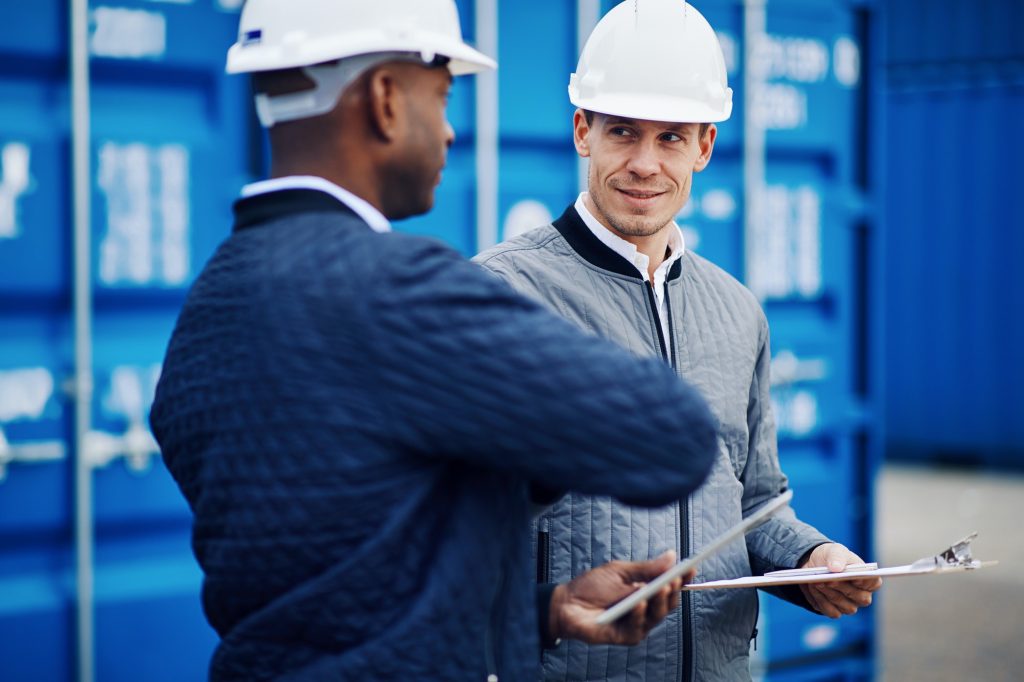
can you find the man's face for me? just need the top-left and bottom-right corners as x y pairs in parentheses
(575, 110), (716, 239)
(386, 64), (455, 220)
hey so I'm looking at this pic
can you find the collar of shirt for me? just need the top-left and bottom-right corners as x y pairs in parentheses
(241, 175), (392, 234)
(573, 193), (685, 286)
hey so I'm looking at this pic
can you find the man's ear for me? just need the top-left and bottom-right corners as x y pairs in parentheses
(573, 108), (592, 159)
(694, 124), (717, 172)
(365, 67), (402, 142)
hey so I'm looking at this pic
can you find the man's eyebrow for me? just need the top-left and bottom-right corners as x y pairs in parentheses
(656, 122), (691, 135)
(604, 116), (690, 134)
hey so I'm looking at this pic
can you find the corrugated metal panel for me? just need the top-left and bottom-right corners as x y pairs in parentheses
(488, 1), (881, 679)
(884, 0), (1024, 468)
(749, 2), (879, 678)
(886, 0), (1024, 66)
(87, 0), (245, 673)
(1, 3), (80, 679)
(1, 1), (245, 678)
(495, 0), (579, 243)
(2, 1), (884, 679)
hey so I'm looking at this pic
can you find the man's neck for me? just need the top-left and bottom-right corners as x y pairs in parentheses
(269, 140), (386, 216)
(582, 193), (674, 282)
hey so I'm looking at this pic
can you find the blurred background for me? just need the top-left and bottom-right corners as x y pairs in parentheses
(0, 0), (1020, 680)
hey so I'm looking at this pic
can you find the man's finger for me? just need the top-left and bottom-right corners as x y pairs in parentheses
(617, 550), (677, 584)
(644, 584), (674, 626)
(815, 582), (857, 602)
(825, 580), (865, 599)
(615, 598), (650, 646)
(804, 585), (840, 619)
(823, 580), (875, 607)
(850, 577), (883, 592)
(813, 585), (860, 616)
(667, 587), (680, 612)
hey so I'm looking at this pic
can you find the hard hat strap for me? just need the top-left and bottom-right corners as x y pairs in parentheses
(254, 51), (444, 128)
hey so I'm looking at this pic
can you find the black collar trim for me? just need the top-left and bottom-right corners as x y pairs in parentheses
(232, 189), (361, 232)
(551, 204), (683, 281)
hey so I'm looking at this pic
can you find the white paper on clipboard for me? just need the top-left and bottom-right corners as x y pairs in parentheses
(594, 489), (794, 625)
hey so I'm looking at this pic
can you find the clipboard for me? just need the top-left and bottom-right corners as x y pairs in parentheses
(682, 531), (996, 591)
(594, 489), (794, 625)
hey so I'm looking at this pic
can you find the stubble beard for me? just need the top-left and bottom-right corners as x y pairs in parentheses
(382, 135), (445, 220)
(590, 184), (667, 238)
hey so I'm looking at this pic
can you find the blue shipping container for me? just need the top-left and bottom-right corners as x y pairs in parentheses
(1, 1), (249, 679)
(883, 0), (1024, 469)
(0, 1), (883, 679)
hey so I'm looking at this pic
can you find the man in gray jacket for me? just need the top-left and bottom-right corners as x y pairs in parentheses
(474, 1), (881, 680)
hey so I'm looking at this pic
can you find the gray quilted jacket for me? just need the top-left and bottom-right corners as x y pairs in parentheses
(474, 205), (830, 682)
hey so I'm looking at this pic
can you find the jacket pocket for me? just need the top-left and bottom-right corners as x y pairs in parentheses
(536, 528), (551, 584)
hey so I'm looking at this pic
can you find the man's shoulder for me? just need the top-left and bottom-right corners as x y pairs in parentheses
(225, 205), (479, 311)
(308, 217), (466, 281)
(473, 224), (563, 269)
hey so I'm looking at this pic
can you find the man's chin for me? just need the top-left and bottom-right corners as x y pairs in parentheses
(388, 195), (435, 222)
(608, 215), (672, 239)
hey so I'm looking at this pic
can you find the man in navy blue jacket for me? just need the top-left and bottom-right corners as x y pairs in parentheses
(150, 1), (718, 680)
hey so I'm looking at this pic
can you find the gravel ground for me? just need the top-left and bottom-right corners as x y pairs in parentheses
(876, 464), (1024, 682)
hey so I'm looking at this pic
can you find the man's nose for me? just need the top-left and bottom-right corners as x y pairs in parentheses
(625, 141), (660, 178)
(445, 119), (455, 148)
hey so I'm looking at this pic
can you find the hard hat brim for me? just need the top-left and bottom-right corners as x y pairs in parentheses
(569, 91), (733, 124)
(227, 33), (495, 75)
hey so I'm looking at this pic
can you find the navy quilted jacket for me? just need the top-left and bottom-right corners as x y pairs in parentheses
(150, 188), (717, 681)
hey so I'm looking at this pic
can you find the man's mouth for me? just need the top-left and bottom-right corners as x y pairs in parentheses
(618, 189), (664, 199)
(616, 188), (667, 208)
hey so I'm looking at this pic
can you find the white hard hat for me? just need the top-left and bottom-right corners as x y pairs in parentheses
(227, 0), (495, 76)
(226, 0), (496, 127)
(569, 0), (733, 123)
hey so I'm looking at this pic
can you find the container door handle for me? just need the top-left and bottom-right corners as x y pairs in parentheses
(84, 421), (160, 471)
(0, 426), (67, 482)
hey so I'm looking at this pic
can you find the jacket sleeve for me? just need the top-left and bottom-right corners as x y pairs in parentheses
(366, 239), (717, 509)
(741, 315), (831, 610)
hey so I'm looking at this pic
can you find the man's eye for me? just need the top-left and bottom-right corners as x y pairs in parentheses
(661, 133), (682, 142)
(610, 127), (632, 137)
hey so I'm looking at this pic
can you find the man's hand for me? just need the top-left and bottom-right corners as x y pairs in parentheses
(798, 543), (883, 618)
(549, 550), (693, 646)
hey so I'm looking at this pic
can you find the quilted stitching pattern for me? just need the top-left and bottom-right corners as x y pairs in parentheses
(475, 223), (830, 682)
(151, 193), (718, 681)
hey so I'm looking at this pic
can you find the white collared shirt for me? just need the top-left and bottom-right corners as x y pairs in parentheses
(574, 193), (685, 348)
(241, 175), (392, 234)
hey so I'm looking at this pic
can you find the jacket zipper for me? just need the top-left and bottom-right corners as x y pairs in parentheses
(656, 282), (693, 682)
(679, 499), (693, 682)
(484, 566), (504, 682)
(644, 282), (670, 363)
(750, 592), (760, 651)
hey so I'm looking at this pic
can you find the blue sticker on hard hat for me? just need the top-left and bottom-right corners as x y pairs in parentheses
(242, 29), (262, 46)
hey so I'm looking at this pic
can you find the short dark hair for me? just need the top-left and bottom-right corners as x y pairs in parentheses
(582, 109), (710, 140)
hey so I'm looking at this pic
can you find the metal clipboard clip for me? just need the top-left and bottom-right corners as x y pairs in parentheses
(910, 531), (982, 571)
